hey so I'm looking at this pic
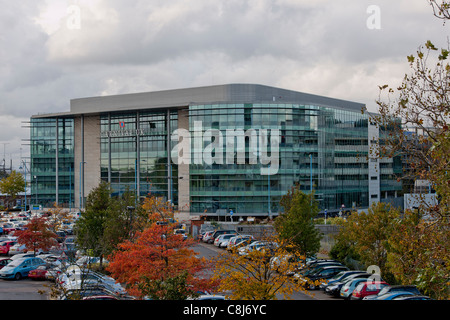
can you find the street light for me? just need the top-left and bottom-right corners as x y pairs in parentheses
(34, 175), (38, 208)
(19, 161), (27, 211)
(79, 161), (86, 210)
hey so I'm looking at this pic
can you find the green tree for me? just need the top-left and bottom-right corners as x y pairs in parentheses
(75, 181), (111, 266)
(76, 182), (148, 269)
(386, 209), (450, 300)
(274, 186), (322, 257)
(0, 170), (25, 208)
(332, 202), (400, 281)
(102, 188), (146, 255)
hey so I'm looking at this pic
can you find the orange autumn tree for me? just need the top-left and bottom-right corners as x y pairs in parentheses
(15, 217), (58, 255)
(107, 196), (217, 299)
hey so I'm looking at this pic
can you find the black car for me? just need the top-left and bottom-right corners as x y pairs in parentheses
(319, 270), (367, 289)
(299, 262), (345, 276)
(305, 266), (349, 289)
(324, 273), (374, 297)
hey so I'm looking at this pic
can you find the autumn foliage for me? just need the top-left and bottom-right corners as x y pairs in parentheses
(107, 197), (217, 299)
(15, 217), (58, 255)
(213, 234), (311, 300)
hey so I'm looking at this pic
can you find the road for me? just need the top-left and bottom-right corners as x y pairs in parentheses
(0, 278), (49, 300)
(192, 242), (335, 300)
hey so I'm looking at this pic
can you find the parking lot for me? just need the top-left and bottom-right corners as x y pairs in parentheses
(0, 278), (48, 300)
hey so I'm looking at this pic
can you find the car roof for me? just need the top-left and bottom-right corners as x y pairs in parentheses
(13, 256), (43, 262)
(380, 291), (414, 298)
(316, 265), (346, 269)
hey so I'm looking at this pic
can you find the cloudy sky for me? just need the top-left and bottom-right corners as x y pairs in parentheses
(0, 0), (448, 169)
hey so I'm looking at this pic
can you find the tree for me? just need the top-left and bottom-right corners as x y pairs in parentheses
(274, 186), (322, 257)
(102, 188), (147, 255)
(15, 217), (57, 255)
(429, 0), (450, 20)
(75, 181), (111, 267)
(107, 196), (217, 299)
(371, 6), (450, 224)
(363, 1), (450, 300)
(213, 235), (310, 300)
(75, 182), (146, 269)
(386, 210), (450, 300)
(0, 170), (25, 208)
(332, 202), (400, 278)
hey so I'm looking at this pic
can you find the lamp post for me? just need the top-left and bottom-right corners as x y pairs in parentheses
(19, 161), (27, 211)
(309, 153), (313, 194)
(34, 175), (38, 208)
(268, 164), (271, 219)
(79, 161), (86, 210)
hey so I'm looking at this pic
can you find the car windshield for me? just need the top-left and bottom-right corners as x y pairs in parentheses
(330, 271), (346, 280)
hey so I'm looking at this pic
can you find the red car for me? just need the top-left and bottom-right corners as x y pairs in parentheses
(0, 240), (17, 255)
(0, 258), (12, 269)
(351, 281), (389, 300)
(28, 265), (51, 280)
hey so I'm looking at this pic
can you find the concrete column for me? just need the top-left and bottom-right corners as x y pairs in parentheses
(74, 115), (101, 209)
(176, 108), (191, 222)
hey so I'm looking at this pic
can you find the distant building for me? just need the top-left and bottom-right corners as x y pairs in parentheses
(29, 84), (402, 220)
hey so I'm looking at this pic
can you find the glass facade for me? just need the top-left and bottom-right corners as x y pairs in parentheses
(30, 118), (74, 207)
(100, 110), (178, 203)
(188, 103), (371, 215)
(29, 91), (402, 215)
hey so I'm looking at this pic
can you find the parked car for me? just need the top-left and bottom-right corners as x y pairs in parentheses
(63, 236), (77, 259)
(202, 231), (215, 243)
(196, 294), (226, 300)
(305, 259), (341, 267)
(298, 259), (343, 271)
(363, 285), (421, 300)
(340, 278), (374, 300)
(1, 223), (16, 234)
(324, 273), (373, 297)
(8, 243), (27, 256)
(0, 240), (17, 255)
(269, 254), (302, 276)
(394, 295), (432, 300)
(319, 270), (367, 289)
(58, 268), (126, 296)
(367, 291), (416, 300)
(76, 256), (109, 266)
(45, 264), (66, 282)
(227, 236), (255, 251)
(214, 234), (237, 247)
(297, 262), (345, 278)
(83, 294), (119, 300)
(0, 257), (12, 269)
(11, 252), (43, 260)
(28, 264), (53, 280)
(303, 266), (349, 289)
(58, 286), (122, 300)
(0, 257), (46, 280)
(238, 241), (278, 256)
(173, 229), (187, 240)
(350, 281), (389, 300)
(208, 230), (237, 244)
